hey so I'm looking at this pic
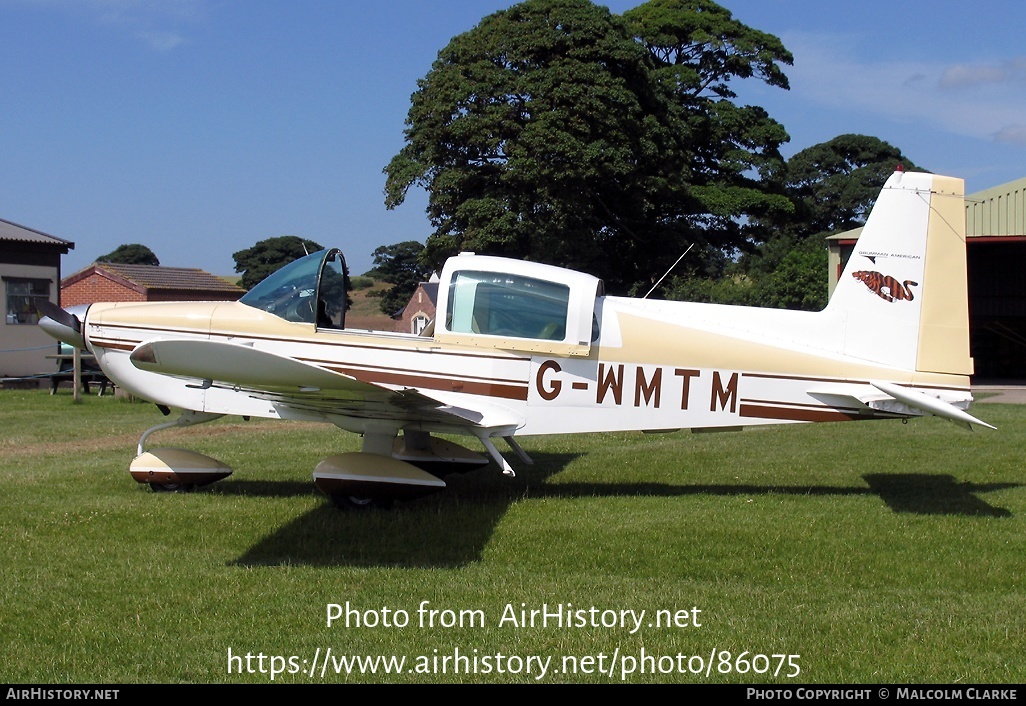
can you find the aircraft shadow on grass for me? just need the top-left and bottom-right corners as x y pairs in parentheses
(229, 454), (1019, 569)
(861, 473), (1017, 518)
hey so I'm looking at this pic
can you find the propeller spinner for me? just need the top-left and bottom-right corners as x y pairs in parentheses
(37, 301), (88, 349)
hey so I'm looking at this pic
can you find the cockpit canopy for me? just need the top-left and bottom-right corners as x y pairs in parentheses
(239, 249), (602, 356)
(239, 249), (347, 329)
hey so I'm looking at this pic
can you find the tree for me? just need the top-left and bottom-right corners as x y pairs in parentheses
(666, 134), (923, 311)
(624, 0), (794, 235)
(778, 133), (925, 239)
(233, 235), (323, 290)
(97, 243), (160, 266)
(758, 237), (829, 310)
(747, 134), (923, 308)
(384, 0), (793, 294)
(367, 241), (433, 316)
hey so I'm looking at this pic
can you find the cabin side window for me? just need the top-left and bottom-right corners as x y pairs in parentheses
(445, 271), (570, 341)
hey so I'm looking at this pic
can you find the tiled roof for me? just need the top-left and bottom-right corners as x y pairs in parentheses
(421, 282), (439, 306)
(0, 217), (74, 249)
(392, 281), (439, 318)
(95, 262), (244, 293)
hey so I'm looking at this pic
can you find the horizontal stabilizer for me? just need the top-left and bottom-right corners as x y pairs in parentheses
(810, 382), (993, 430)
(871, 381), (994, 431)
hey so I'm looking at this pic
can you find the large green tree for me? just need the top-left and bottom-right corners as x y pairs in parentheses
(97, 243), (159, 266)
(624, 0), (793, 241)
(233, 235), (323, 290)
(750, 134), (924, 309)
(779, 133), (925, 239)
(385, 0), (793, 293)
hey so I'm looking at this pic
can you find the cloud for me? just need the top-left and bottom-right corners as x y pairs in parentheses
(902, 73), (928, 88)
(940, 59), (1026, 90)
(781, 32), (1026, 147)
(17, 0), (206, 51)
(93, 0), (206, 51)
(137, 30), (186, 52)
(940, 64), (1008, 89)
(993, 125), (1026, 146)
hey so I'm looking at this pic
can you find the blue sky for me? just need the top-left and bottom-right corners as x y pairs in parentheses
(2, 0), (1024, 278)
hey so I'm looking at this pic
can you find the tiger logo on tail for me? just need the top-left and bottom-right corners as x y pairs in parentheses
(852, 271), (918, 303)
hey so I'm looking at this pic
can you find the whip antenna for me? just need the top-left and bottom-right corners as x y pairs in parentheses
(643, 244), (693, 299)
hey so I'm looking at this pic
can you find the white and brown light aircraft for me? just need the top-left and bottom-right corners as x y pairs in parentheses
(40, 170), (991, 507)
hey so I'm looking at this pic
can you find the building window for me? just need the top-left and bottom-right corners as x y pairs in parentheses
(411, 314), (430, 335)
(5, 278), (51, 325)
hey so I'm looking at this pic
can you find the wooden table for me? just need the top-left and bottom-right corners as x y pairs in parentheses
(45, 351), (108, 401)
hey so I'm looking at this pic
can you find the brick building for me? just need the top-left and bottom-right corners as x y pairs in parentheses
(395, 280), (438, 335)
(62, 262), (245, 307)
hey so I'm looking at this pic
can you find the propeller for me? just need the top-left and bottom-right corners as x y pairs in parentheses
(36, 301), (87, 349)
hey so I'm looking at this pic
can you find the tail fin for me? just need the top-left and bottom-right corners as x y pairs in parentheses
(826, 170), (972, 376)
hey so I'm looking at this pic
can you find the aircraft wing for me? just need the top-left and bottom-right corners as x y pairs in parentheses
(131, 339), (384, 393)
(129, 339), (524, 431)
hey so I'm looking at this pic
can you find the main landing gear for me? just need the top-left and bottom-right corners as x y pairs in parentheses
(312, 430), (488, 510)
(130, 412), (532, 507)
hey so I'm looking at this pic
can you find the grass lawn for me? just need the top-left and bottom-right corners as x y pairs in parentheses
(1, 390), (1022, 683)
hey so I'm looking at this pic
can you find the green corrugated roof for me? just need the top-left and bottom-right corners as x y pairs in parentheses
(966, 176), (1026, 237)
(827, 176), (1026, 242)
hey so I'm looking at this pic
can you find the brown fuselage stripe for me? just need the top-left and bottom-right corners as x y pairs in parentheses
(89, 332), (529, 401)
(84, 327), (968, 407)
(739, 404), (858, 423)
(741, 397), (865, 413)
(89, 339), (136, 352)
(325, 365), (529, 401)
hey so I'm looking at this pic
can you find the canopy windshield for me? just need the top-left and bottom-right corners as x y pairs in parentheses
(239, 249), (348, 329)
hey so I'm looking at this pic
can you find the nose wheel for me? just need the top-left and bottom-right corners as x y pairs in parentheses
(148, 481), (195, 493)
(329, 494), (395, 511)
(131, 412), (233, 492)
